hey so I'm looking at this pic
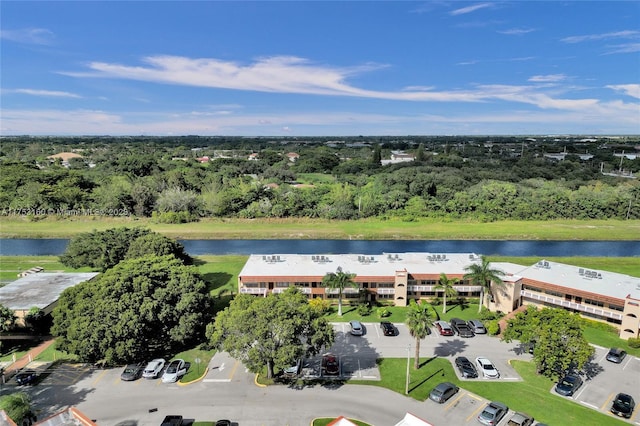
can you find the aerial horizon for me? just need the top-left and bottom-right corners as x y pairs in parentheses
(1, 1), (639, 136)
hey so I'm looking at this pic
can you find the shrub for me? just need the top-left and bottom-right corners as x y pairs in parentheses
(357, 303), (372, 316)
(628, 338), (640, 349)
(430, 297), (442, 306)
(486, 319), (501, 335)
(377, 307), (391, 318)
(309, 298), (331, 314)
(479, 307), (504, 321)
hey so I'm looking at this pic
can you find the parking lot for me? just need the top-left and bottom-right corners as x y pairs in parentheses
(5, 321), (639, 426)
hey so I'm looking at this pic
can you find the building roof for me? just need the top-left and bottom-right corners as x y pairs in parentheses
(0, 273), (99, 310)
(515, 260), (640, 301)
(394, 412), (434, 426)
(47, 152), (83, 161)
(326, 417), (358, 426)
(239, 253), (482, 280)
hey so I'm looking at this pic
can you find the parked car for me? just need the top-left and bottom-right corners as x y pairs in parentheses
(468, 319), (487, 334)
(15, 369), (37, 385)
(477, 401), (508, 425)
(434, 320), (454, 336)
(555, 374), (583, 396)
(349, 320), (364, 336)
(160, 415), (183, 426)
(606, 348), (627, 364)
(162, 359), (187, 383)
(611, 393), (635, 418)
(380, 321), (396, 336)
(450, 318), (474, 337)
(475, 357), (500, 379)
(507, 412), (534, 426)
(322, 353), (340, 376)
(429, 382), (459, 403)
(215, 421), (231, 426)
(283, 359), (302, 378)
(455, 356), (478, 378)
(120, 362), (144, 381)
(142, 358), (166, 379)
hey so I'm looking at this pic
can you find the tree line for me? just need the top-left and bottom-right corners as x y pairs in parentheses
(0, 137), (638, 222)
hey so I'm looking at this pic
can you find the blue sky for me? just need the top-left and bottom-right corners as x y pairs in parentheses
(1, 1), (639, 136)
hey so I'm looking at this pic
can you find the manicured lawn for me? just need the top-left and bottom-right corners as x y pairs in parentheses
(358, 357), (625, 425)
(324, 301), (481, 324)
(582, 326), (640, 357)
(173, 346), (216, 383)
(2, 217), (638, 241)
(489, 256), (640, 278)
(194, 254), (248, 296)
(0, 255), (93, 284)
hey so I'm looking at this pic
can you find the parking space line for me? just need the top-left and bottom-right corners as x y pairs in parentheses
(574, 383), (589, 400)
(597, 352), (607, 363)
(92, 369), (108, 386)
(600, 392), (615, 411)
(580, 401), (599, 410)
(466, 399), (485, 423)
(445, 392), (467, 410)
(622, 356), (633, 370)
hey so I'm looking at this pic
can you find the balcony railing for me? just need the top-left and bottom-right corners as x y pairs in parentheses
(274, 287), (311, 294)
(325, 287), (360, 294)
(240, 287), (268, 295)
(521, 290), (623, 321)
(376, 288), (395, 295)
(408, 285), (482, 292)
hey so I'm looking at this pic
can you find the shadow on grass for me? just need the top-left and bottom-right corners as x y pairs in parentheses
(409, 367), (445, 393)
(202, 272), (233, 292)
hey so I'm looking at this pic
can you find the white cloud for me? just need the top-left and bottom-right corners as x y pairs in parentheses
(450, 3), (493, 16)
(561, 30), (640, 44)
(498, 28), (535, 36)
(607, 84), (640, 99)
(12, 88), (81, 98)
(604, 42), (640, 54)
(0, 28), (55, 45)
(528, 74), (567, 83)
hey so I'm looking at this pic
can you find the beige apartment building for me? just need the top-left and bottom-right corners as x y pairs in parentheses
(238, 253), (640, 340)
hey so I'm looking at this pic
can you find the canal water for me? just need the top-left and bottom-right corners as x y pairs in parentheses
(0, 239), (639, 257)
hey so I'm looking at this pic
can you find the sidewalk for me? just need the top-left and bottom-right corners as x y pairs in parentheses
(1, 337), (56, 379)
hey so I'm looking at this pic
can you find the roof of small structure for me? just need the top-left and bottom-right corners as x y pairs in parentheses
(47, 152), (83, 161)
(0, 273), (99, 310)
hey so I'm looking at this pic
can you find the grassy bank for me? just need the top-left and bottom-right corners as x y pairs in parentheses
(1, 217), (639, 240)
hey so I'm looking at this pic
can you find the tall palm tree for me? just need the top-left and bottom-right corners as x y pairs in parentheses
(405, 299), (435, 369)
(322, 268), (358, 316)
(435, 272), (459, 314)
(463, 256), (505, 313)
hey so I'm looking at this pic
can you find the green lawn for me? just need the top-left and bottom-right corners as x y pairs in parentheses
(0, 255), (93, 284)
(172, 346), (216, 383)
(325, 301), (481, 324)
(355, 357), (625, 425)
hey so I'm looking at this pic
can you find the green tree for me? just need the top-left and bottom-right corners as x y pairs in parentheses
(405, 300), (435, 369)
(322, 269), (358, 316)
(435, 273), (459, 314)
(0, 303), (17, 332)
(0, 392), (34, 425)
(208, 288), (334, 379)
(52, 255), (212, 365)
(463, 256), (505, 312)
(502, 306), (595, 380)
(124, 232), (192, 265)
(371, 144), (382, 166)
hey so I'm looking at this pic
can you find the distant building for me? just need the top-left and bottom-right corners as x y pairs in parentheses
(286, 152), (300, 162)
(47, 152), (83, 168)
(238, 254), (640, 340)
(0, 272), (99, 325)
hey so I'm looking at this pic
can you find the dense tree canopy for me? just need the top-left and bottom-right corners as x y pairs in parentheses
(502, 306), (595, 380)
(59, 227), (191, 270)
(208, 288), (335, 379)
(1, 136), (638, 221)
(52, 255), (212, 365)
(0, 392), (34, 425)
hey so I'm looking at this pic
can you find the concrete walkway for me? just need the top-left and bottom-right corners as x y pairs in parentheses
(1, 337), (55, 380)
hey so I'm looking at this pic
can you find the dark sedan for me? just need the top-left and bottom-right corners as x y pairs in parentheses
(611, 393), (635, 418)
(454, 356), (478, 378)
(380, 321), (397, 336)
(15, 369), (38, 385)
(321, 353), (340, 376)
(429, 382), (459, 403)
(555, 374), (583, 396)
(120, 362), (144, 381)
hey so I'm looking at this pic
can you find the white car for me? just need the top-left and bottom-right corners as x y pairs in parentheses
(475, 357), (500, 379)
(142, 358), (166, 379)
(161, 359), (187, 383)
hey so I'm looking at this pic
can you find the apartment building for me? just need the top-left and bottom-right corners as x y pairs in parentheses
(238, 253), (640, 340)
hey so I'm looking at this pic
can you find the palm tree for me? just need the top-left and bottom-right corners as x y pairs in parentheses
(435, 272), (459, 314)
(463, 256), (505, 313)
(405, 299), (435, 369)
(322, 268), (358, 316)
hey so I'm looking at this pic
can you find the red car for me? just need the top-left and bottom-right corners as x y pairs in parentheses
(321, 353), (340, 376)
(435, 320), (454, 336)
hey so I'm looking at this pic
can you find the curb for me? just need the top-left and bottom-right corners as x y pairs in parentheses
(177, 367), (209, 386)
(254, 373), (267, 388)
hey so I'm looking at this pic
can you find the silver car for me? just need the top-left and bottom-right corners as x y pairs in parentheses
(349, 320), (364, 336)
(468, 319), (487, 334)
